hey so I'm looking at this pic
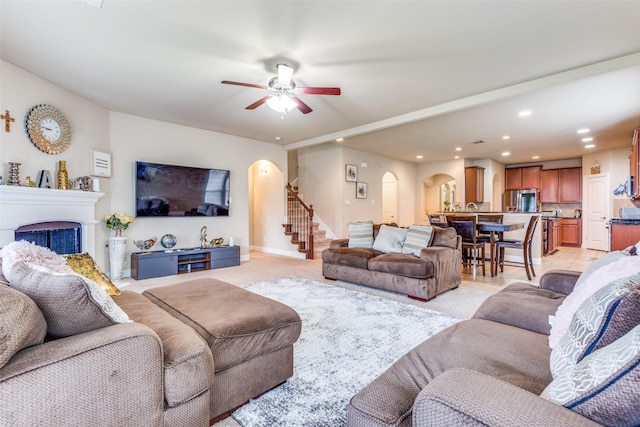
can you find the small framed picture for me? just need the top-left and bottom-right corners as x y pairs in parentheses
(345, 164), (357, 182)
(356, 182), (367, 199)
(91, 149), (112, 177)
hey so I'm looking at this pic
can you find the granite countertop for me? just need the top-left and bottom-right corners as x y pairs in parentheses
(609, 218), (640, 224)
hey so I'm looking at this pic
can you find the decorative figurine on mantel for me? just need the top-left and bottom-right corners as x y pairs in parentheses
(7, 162), (21, 186)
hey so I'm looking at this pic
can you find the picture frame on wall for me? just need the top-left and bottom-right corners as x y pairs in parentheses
(90, 149), (112, 177)
(345, 164), (357, 182)
(356, 182), (367, 199)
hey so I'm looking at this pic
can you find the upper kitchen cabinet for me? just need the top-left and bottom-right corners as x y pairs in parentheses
(559, 167), (582, 202)
(540, 169), (559, 203)
(465, 166), (484, 203)
(630, 128), (640, 198)
(505, 166), (541, 190)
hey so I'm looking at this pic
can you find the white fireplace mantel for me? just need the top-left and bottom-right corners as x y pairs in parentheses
(0, 186), (105, 256)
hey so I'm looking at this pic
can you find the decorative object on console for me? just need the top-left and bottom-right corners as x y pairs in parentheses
(210, 237), (224, 247)
(24, 104), (72, 154)
(36, 169), (53, 188)
(133, 237), (157, 253)
(228, 236), (234, 246)
(104, 213), (134, 281)
(57, 160), (68, 190)
(7, 162), (21, 186)
(160, 233), (177, 249)
(199, 226), (208, 248)
(345, 164), (357, 182)
(356, 182), (367, 199)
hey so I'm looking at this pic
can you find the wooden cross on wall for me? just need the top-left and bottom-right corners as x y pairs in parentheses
(1, 110), (15, 132)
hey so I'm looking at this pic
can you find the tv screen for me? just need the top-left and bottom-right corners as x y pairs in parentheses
(135, 161), (230, 217)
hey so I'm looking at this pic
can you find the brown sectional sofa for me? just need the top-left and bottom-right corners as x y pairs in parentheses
(347, 266), (640, 426)
(322, 224), (462, 301)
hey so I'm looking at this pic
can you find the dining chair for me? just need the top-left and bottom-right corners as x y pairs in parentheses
(493, 215), (539, 280)
(477, 214), (504, 240)
(428, 214), (447, 228)
(447, 216), (490, 281)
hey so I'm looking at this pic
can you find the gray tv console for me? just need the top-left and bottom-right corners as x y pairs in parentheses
(131, 246), (240, 280)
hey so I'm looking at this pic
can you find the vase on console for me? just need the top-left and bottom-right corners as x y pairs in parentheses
(108, 235), (127, 281)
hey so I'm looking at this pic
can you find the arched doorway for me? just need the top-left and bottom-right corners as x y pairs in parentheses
(382, 172), (398, 223)
(423, 174), (457, 217)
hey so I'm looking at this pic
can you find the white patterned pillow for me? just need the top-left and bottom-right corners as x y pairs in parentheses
(401, 225), (434, 256)
(9, 261), (131, 338)
(550, 273), (640, 379)
(372, 225), (407, 253)
(541, 324), (640, 426)
(347, 221), (374, 248)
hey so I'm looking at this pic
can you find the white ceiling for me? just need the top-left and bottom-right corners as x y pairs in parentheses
(2, 0), (640, 165)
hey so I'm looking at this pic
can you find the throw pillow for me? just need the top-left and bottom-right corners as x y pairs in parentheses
(541, 324), (640, 426)
(549, 255), (640, 348)
(347, 220), (374, 248)
(401, 225), (434, 256)
(573, 250), (627, 289)
(65, 253), (121, 297)
(0, 240), (73, 283)
(0, 284), (47, 369)
(550, 273), (640, 379)
(9, 261), (131, 338)
(372, 225), (408, 253)
(430, 226), (458, 249)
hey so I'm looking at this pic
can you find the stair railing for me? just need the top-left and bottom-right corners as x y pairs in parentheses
(285, 183), (315, 259)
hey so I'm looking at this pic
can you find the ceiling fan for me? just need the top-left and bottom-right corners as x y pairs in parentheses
(221, 64), (341, 114)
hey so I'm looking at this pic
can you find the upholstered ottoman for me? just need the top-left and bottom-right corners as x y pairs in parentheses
(142, 278), (302, 421)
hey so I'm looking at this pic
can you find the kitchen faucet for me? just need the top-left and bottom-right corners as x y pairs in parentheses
(466, 202), (478, 212)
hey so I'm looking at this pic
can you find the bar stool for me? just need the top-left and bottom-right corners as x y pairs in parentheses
(494, 215), (539, 280)
(428, 213), (447, 228)
(448, 215), (490, 281)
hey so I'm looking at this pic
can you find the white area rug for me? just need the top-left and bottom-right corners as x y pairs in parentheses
(232, 277), (462, 427)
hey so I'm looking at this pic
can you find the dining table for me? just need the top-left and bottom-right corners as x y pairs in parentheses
(477, 221), (526, 277)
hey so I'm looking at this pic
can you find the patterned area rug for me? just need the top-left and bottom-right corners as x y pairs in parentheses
(232, 277), (462, 426)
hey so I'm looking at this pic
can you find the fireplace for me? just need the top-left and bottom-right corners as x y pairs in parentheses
(0, 186), (104, 257)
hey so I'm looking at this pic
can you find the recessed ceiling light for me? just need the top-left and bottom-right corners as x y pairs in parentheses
(532, 156), (540, 159)
(582, 137), (593, 142)
(585, 144), (595, 149)
(518, 110), (532, 117)
(502, 135), (510, 140)
(274, 136), (282, 141)
(455, 147), (462, 151)
(502, 152), (510, 156)
(454, 155), (460, 159)
(335, 138), (344, 142)
(416, 155), (423, 159)
(577, 128), (590, 134)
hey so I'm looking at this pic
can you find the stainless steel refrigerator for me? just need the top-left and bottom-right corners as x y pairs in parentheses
(503, 189), (540, 212)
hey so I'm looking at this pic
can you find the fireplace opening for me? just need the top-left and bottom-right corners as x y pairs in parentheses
(15, 221), (82, 254)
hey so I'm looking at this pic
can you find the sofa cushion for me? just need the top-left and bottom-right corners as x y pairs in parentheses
(473, 282), (565, 335)
(372, 225), (407, 253)
(322, 247), (381, 269)
(115, 290), (214, 407)
(0, 240), (72, 283)
(550, 273), (640, 379)
(542, 324), (640, 426)
(430, 226), (458, 249)
(549, 255), (640, 348)
(0, 284), (47, 369)
(65, 253), (121, 297)
(348, 220), (374, 248)
(9, 261), (131, 338)
(401, 225), (435, 256)
(368, 253), (433, 279)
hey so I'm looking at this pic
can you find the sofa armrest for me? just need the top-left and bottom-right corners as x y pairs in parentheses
(0, 323), (165, 426)
(538, 269), (581, 295)
(329, 238), (349, 248)
(413, 370), (601, 427)
(420, 243), (462, 291)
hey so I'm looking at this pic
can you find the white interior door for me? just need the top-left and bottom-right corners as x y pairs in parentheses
(584, 174), (610, 251)
(382, 173), (397, 223)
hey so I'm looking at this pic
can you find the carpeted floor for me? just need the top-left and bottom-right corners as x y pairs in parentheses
(231, 277), (461, 427)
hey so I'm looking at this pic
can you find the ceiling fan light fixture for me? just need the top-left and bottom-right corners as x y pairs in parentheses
(267, 94), (296, 113)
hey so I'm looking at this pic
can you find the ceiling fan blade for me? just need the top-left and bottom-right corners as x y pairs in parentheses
(245, 96), (271, 110)
(277, 64), (294, 86)
(291, 96), (313, 114)
(221, 80), (269, 90)
(297, 87), (341, 95)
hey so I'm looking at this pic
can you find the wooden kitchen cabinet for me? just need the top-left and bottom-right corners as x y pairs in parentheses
(559, 167), (582, 202)
(610, 223), (640, 251)
(547, 218), (561, 254)
(505, 166), (541, 190)
(465, 166), (484, 203)
(560, 219), (582, 247)
(540, 169), (559, 203)
(630, 128), (640, 198)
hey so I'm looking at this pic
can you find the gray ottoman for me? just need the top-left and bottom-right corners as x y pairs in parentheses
(143, 278), (302, 421)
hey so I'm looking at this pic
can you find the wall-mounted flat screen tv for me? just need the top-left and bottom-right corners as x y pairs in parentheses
(135, 161), (230, 217)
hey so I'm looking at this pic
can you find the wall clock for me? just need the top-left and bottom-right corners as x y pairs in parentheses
(24, 104), (72, 154)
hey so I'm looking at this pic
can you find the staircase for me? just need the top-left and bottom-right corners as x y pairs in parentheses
(282, 184), (330, 259)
